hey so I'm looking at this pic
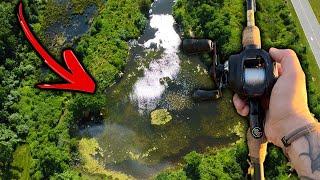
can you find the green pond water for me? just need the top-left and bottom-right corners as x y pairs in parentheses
(45, 0), (245, 178)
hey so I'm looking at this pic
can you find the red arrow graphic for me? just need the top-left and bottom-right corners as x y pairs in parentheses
(17, 2), (96, 93)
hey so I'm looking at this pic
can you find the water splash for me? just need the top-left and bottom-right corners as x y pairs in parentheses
(130, 14), (181, 113)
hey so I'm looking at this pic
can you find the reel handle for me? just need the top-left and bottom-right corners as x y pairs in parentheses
(249, 99), (264, 138)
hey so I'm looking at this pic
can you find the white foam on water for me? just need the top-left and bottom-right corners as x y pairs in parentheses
(130, 14), (181, 113)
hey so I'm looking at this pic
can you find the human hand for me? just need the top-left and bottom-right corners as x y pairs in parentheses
(233, 48), (315, 147)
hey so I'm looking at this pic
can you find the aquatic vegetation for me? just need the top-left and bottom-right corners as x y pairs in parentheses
(71, 0), (104, 14)
(151, 109), (173, 125)
(94, 0), (243, 172)
(165, 92), (192, 111)
(173, 0), (245, 58)
(200, 90), (245, 138)
(78, 138), (131, 179)
(97, 123), (141, 164)
(177, 54), (214, 90)
(40, 0), (103, 28)
(3, 0), (317, 178)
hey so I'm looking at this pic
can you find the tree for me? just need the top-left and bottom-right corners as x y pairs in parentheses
(0, 125), (19, 174)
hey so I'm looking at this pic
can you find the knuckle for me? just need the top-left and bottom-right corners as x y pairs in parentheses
(285, 49), (296, 57)
(233, 94), (237, 101)
(236, 107), (243, 114)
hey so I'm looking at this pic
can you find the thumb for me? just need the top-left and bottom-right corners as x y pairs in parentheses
(269, 48), (302, 76)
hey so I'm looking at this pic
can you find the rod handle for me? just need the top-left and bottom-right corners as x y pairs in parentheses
(247, 130), (267, 180)
(242, 26), (261, 49)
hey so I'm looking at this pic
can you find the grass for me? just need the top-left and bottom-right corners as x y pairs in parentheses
(309, 0), (320, 22)
(11, 145), (32, 180)
(71, 0), (104, 14)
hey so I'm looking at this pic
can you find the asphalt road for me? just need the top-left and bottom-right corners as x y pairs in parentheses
(291, 0), (320, 68)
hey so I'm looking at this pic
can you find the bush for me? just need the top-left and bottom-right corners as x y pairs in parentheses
(156, 143), (248, 180)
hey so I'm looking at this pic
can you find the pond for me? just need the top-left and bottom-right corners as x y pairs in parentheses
(44, 0), (98, 49)
(77, 0), (244, 178)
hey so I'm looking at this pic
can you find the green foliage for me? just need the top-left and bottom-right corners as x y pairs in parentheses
(156, 142), (248, 180)
(51, 170), (82, 180)
(155, 170), (187, 180)
(183, 151), (202, 179)
(71, 0), (104, 14)
(0, 125), (19, 172)
(156, 143), (297, 179)
(0, 2), (18, 62)
(68, 93), (105, 121)
(173, 0), (244, 58)
(10, 145), (33, 180)
(78, 138), (130, 179)
(308, 0), (320, 22)
(264, 145), (298, 179)
(77, 0), (151, 91)
(2, 0), (317, 178)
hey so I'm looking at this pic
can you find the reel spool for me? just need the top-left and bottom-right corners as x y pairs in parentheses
(244, 68), (266, 86)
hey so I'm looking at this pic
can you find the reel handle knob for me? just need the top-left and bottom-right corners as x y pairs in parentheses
(182, 39), (215, 54)
(192, 89), (222, 101)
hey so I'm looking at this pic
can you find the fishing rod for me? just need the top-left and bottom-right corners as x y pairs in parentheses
(182, 0), (278, 179)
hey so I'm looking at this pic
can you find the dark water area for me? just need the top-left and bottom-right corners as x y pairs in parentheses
(77, 0), (242, 179)
(46, 3), (97, 43)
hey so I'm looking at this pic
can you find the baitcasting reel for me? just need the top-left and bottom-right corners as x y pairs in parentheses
(182, 38), (278, 180)
(183, 38), (278, 138)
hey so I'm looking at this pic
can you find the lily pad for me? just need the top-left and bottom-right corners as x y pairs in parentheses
(151, 109), (172, 125)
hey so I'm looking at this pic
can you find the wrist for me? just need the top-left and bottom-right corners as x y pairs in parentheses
(285, 126), (320, 178)
(285, 134), (310, 177)
(265, 110), (316, 148)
